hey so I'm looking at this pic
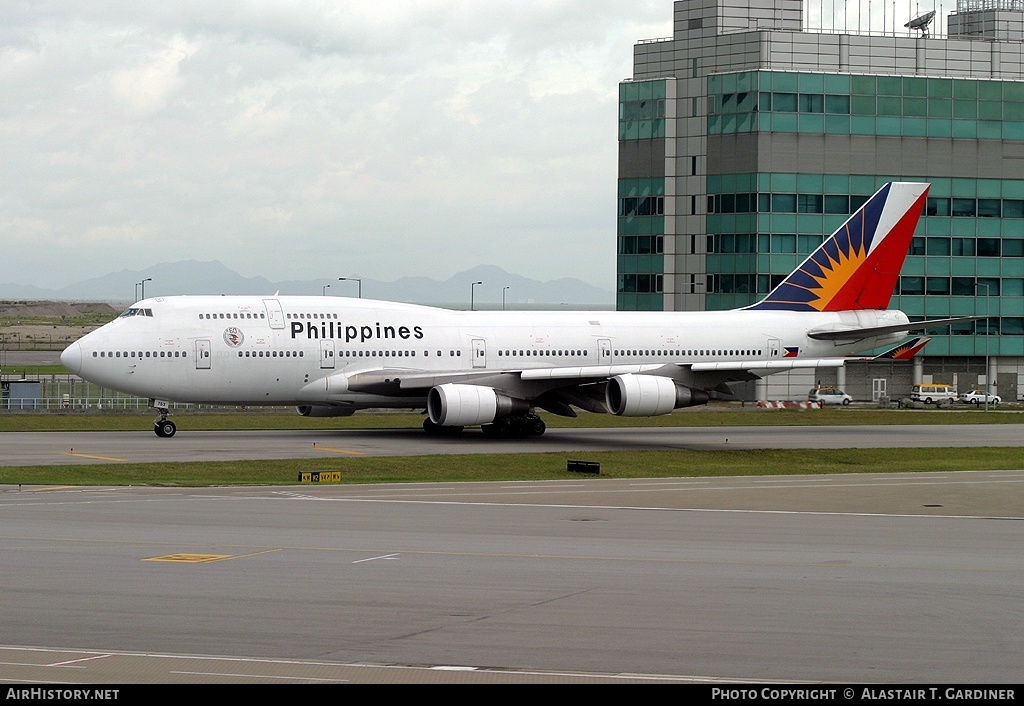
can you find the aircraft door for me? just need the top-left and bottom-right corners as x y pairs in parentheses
(195, 339), (212, 369)
(767, 338), (781, 359)
(599, 338), (612, 364)
(263, 299), (285, 329)
(472, 339), (486, 369)
(320, 340), (336, 369)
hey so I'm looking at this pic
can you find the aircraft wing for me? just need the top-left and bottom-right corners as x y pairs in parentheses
(344, 342), (928, 395)
(345, 363), (668, 393)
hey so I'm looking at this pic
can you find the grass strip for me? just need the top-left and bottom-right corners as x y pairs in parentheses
(1, 447), (1021, 487)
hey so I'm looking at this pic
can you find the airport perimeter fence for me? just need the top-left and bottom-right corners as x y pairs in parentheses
(0, 335), (77, 351)
(0, 374), (228, 412)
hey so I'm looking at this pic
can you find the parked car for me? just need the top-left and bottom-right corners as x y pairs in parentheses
(959, 389), (1001, 406)
(808, 387), (852, 405)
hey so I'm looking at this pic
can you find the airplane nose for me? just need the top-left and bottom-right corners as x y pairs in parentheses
(61, 342), (83, 375)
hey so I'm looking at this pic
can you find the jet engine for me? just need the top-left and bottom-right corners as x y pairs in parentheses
(427, 383), (530, 426)
(295, 405), (356, 417)
(605, 374), (710, 416)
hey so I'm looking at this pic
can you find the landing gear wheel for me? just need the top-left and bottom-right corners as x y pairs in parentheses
(154, 420), (176, 438)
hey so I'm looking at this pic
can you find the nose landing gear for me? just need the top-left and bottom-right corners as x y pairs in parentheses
(151, 401), (176, 437)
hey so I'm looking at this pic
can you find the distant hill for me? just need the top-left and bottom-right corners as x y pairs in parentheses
(0, 261), (615, 309)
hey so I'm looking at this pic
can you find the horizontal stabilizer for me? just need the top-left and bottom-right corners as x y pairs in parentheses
(807, 316), (985, 341)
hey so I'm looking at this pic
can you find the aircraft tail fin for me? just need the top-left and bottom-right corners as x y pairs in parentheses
(746, 182), (930, 312)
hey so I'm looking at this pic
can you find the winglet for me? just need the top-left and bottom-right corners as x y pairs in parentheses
(870, 336), (931, 361)
(747, 182), (930, 312)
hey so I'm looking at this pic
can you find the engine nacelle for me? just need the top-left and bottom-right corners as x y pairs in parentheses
(605, 374), (710, 416)
(427, 384), (530, 426)
(295, 405), (356, 418)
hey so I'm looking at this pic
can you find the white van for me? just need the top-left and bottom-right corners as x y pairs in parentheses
(910, 383), (958, 404)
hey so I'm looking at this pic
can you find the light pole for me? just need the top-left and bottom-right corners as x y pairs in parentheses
(471, 281), (482, 311)
(141, 278), (151, 300)
(339, 277), (361, 298)
(502, 286), (510, 311)
(134, 282), (140, 301)
(977, 282), (991, 412)
(322, 284), (331, 296)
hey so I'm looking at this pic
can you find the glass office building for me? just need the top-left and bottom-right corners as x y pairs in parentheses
(619, 0), (1024, 401)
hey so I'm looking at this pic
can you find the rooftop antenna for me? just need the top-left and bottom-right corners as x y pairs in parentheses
(905, 9), (936, 37)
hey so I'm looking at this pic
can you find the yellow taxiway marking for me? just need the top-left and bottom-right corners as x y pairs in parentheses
(311, 444), (364, 456)
(60, 451), (126, 462)
(143, 553), (234, 563)
(143, 549), (282, 564)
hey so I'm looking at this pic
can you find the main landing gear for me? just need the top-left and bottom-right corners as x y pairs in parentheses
(422, 413), (547, 438)
(153, 406), (176, 437)
(481, 414), (546, 439)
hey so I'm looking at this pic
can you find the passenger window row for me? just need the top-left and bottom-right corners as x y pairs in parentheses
(498, 350), (589, 357)
(92, 350), (186, 358)
(613, 349), (763, 357)
(237, 350), (305, 358)
(200, 313), (265, 320)
(287, 312), (338, 319)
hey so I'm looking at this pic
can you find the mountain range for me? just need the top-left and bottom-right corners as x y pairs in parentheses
(0, 261), (615, 309)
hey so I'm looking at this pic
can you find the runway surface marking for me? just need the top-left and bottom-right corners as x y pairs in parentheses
(141, 548), (283, 563)
(170, 669), (348, 682)
(47, 654), (114, 667)
(353, 553), (400, 564)
(0, 645), (724, 683)
(310, 444), (364, 455)
(59, 451), (126, 462)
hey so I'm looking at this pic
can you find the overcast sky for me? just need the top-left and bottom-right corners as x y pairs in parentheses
(1, 1), (673, 291)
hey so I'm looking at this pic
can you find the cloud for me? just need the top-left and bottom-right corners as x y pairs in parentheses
(0, 1), (671, 290)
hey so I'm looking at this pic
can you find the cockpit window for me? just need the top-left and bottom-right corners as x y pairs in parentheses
(119, 308), (154, 318)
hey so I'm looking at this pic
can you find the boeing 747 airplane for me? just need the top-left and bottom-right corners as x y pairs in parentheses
(61, 181), (967, 438)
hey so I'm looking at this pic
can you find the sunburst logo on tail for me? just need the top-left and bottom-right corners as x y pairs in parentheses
(747, 183), (928, 312)
(874, 336), (931, 360)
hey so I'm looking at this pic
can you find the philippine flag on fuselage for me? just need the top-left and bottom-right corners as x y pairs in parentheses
(783, 346), (799, 358)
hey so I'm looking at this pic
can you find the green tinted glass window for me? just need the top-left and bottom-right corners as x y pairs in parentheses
(978, 81), (1001, 100)
(928, 79), (952, 98)
(904, 78), (927, 97)
(903, 97), (927, 116)
(773, 73), (798, 91)
(851, 95), (875, 115)
(825, 94), (850, 114)
(851, 75), (875, 94)
(979, 101), (1002, 120)
(799, 94), (824, 113)
(773, 92), (797, 112)
(953, 81), (978, 99)
(878, 77), (901, 95)
(953, 100), (977, 119)
(877, 96), (901, 115)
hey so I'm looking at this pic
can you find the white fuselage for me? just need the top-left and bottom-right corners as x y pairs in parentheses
(61, 295), (909, 408)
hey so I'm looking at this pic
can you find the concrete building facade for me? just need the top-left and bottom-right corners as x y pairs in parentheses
(618, 0), (1024, 402)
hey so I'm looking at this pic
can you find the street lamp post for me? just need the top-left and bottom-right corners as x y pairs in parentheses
(502, 286), (510, 311)
(977, 282), (991, 412)
(322, 284), (331, 296)
(339, 277), (361, 298)
(141, 278), (152, 300)
(135, 282), (140, 301)
(471, 281), (482, 311)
